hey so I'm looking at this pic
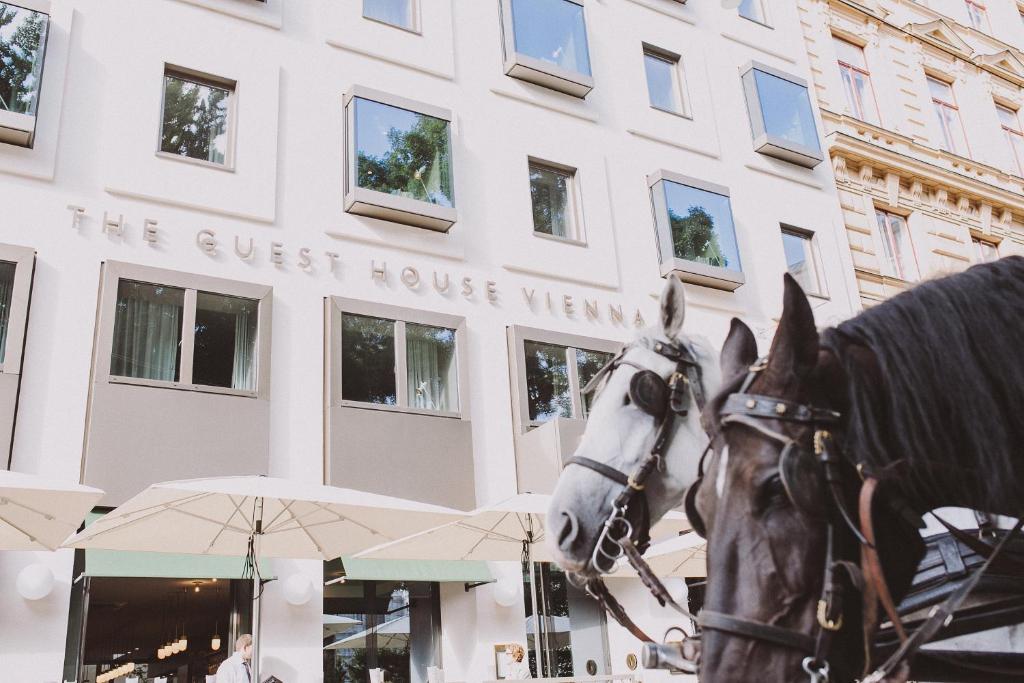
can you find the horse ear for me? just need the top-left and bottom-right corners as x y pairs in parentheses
(768, 274), (819, 378)
(660, 274), (686, 341)
(720, 318), (758, 381)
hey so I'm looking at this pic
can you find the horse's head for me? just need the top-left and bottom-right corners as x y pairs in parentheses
(694, 275), (922, 682)
(546, 275), (722, 577)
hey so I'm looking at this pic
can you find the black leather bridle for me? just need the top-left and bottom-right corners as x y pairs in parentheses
(564, 338), (708, 574)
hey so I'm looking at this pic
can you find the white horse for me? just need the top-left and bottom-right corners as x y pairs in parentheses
(546, 275), (755, 576)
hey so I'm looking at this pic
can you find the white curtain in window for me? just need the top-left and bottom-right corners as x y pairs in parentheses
(111, 296), (181, 381)
(231, 307), (256, 391)
(0, 264), (14, 364)
(407, 334), (456, 411)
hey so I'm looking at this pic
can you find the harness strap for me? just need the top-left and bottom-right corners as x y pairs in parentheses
(699, 611), (817, 654)
(863, 516), (1024, 682)
(720, 393), (841, 425)
(584, 577), (656, 643)
(566, 456), (630, 487)
(620, 537), (698, 621)
(930, 512), (1024, 577)
(859, 477), (908, 646)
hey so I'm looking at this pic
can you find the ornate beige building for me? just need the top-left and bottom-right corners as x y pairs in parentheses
(797, 0), (1024, 304)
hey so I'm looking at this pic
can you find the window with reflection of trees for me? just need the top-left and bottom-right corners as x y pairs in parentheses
(0, 2), (48, 116)
(524, 341), (612, 423)
(660, 180), (740, 271)
(160, 70), (232, 165)
(354, 97), (454, 208)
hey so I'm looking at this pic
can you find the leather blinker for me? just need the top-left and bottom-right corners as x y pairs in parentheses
(630, 370), (669, 421)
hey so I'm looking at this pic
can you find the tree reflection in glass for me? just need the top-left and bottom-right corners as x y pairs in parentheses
(576, 349), (612, 417)
(525, 341), (571, 422)
(160, 74), (230, 164)
(355, 98), (454, 207)
(0, 3), (48, 116)
(663, 180), (741, 271)
(342, 313), (397, 405)
(529, 164), (572, 238)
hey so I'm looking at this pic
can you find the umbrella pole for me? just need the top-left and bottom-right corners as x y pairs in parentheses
(252, 498), (264, 683)
(527, 547), (543, 678)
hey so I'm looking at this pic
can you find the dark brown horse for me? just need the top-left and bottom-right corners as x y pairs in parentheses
(692, 257), (1024, 682)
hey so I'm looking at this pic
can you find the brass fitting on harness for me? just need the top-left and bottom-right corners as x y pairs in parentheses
(816, 599), (843, 631)
(814, 430), (832, 456)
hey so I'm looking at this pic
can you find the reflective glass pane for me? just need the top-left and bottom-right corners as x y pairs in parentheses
(662, 180), (741, 271)
(753, 69), (821, 154)
(354, 97), (454, 208)
(510, 0), (592, 77)
(781, 231), (822, 296)
(973, 238), (999, 263)
(111, 280), (184, 382)
(193, 292), (258, 391)
(576, 348), (613, 417)
(0, 3), (48, 116)
(0, 261), (15, 364)
(738, 0), (766, 23)
(364, 0), (414, 30)
(406, 323), (459, 412)
(525, 341), (571, 422)
(530, 164), (573, 238)
(996, 104), (1020, 131)
(875, 211), (919, 281)
(927, 77), (953, 103)
(342, 313), (397, 405)
(644, 52), (682, 114)
(833, 37), (867, 70)
(160, 74), (231, 164)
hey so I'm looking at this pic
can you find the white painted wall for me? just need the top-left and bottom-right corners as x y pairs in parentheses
(0, 1), (859, 681)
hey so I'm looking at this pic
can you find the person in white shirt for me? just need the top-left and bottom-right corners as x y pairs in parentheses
(505, 643), (532, 680)
(215, 634), (254, 683)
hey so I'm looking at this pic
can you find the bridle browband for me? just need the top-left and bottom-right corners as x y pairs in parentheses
(566, 338), (707, 573)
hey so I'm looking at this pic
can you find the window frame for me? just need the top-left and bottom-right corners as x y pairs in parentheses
(156, 64), (239, 172)
(642, 43), (689, 119)
(833, 35), (881, 125)
(971, 234), (1000, 263)
(926, 74), (971, 158)
(328, 296), (469, 420)
(996, 102), (1024, 176)
(507, 325), (621, 432)
(780, 226), (828, 299)
(965, 0), (990, 32)
(0, 0), (50, 148)
(528, 157), (586, 245)
(740, 61), (824, 168)
(873, 208), (920, 282)
(648, 169), (746, 292)
(362, 0), (420, 34)
(737, 0), (770, 27)
(96, 261), (272, 399)
(343, 85), (458, 233)
(499, 0), (595, 99)
(0, 243), (35, 375)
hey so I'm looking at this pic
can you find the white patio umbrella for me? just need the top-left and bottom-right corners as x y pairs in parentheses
(63, 475), (465, 682)
(354, 493), (691, 671)
(0, 470), (104, 550)
(610, 531), (706, 578)
(324, 614), (410, 651)
(323, 613), (362, 637)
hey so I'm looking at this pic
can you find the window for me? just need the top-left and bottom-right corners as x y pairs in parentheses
(738, 0), (768, 25)
(740, 62), (823, 168)
(159, 67), (235, 167)
(780, 228), (826, 298)
(524, 563), (608, 678)
(965, 0), (989, 31)
(111, 281), (259, 392)
(0, 244), (32, 371)
(529, 160), (582, 242)
(344, 86), (456, 232)
(0, 1), (49, 147)
(996, 104), (1024, 176)
(874, 209), (919, 281)
(500, 0), (594, 98)
(363, 0), (416, 31)
(523, 340), (612, 424)
(0, 262), (15, 365)
(648, 170), (744, 291)
(972, 236), (999, 263)
(927, 76), (969, 157)
(643, 46), (686, 116)
(341, 313), (460, 414)
(834, 37), (880, 125)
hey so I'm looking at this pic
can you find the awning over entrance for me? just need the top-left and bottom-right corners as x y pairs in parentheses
(340, 557), (493, 583)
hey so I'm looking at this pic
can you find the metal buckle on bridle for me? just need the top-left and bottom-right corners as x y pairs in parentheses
(802, 657), (830, 683)
(816, 599), (843, 632)
(591, 508), (634, 573)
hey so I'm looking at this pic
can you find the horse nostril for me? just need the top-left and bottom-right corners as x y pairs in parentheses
(557, 510), (580, 549)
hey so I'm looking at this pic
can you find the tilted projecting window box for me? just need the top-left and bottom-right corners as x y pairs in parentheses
(648, 170), (745, 292)
(0, 0), (50, 148)
(0, 243), (34, 467)
(740, 61), (824, 169)
(507, 325), (620, 494)
(344, 86), (457, 232)
(325, 297), (475, 510)
(499, 0), (594, 99)
(83, 261), (273, 504)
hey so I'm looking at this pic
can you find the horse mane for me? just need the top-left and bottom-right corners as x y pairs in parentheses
(821, 256), (1024, 514)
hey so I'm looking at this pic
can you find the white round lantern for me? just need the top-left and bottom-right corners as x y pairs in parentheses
(16, 563), (54, 601)
(492, 578), (519, 607)
(283, 573), (313, 606)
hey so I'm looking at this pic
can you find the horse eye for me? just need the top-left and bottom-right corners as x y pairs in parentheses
(758, 474), (788, 510)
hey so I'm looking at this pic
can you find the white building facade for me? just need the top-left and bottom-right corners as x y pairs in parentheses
(0, 1), (860, 682)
